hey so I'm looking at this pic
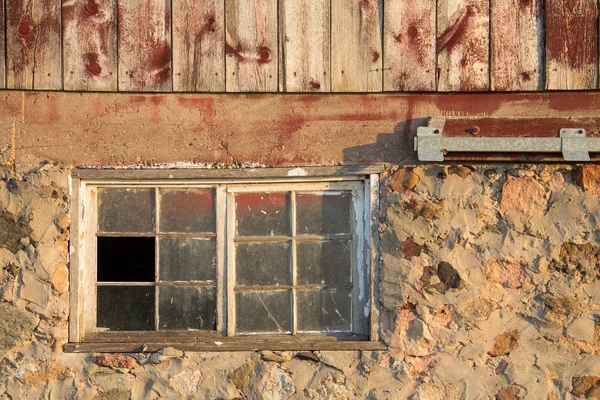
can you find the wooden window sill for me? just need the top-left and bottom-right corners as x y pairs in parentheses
(63, 332), (388, 353)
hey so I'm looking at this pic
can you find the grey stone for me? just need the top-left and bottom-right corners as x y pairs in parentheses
(0, 301), (39, 352)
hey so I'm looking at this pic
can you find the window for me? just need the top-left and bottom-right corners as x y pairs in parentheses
(67, 167), (384, 352)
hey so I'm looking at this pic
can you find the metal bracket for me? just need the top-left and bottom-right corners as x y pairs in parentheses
(415, 125), (597, 162)
(560, 129), (590, 161)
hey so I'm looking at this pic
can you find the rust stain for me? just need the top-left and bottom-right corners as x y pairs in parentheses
(309, 80), (321, 90)
(257, 46), (272, 65)
(84, 53), (103, 76)
(437, 6), (475, 52)
(226, 43), (247, 63)
(372, 51), (380, 63)
(84, 0), (100, 16)
(520, 71), (531, 81)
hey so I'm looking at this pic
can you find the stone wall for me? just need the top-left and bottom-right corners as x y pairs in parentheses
(1, 160), (599, 399)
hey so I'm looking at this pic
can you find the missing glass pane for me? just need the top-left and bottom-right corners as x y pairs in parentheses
(97, 237), (155, 282)
(98, 188), (155, 233)
(236, 242), (291, 286)
(297, 241), (351, 285)
(159, 286), (216, 330)
(296, 192), (352, 235)
(97, 286), (155, 331)
(160, 188), (215, 233)
(236, 291), (292, 333)
(159, 238), (216, 282)
(236, 193), (290, 236)
(297, 289), (352, 332)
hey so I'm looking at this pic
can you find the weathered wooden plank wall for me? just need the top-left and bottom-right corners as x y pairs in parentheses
(546, 0), (598, 90)
(63, 0), (118, 91)
(225, 0), (278, 92)
(118, 0), (172, 91)
(7, 0), (62, 90)
(383, 0), (436, 91)
(173, 0), (225, 91)
(280, 0), (330, 92)
(331, 0), (382, 92)
(491, 0), (542, 90)
(0, 0), (5, 88)
(0, 1), (598, 92)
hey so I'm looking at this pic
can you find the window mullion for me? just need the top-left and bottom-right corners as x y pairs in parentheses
(291, 191), (298, 335)
(154, 187), (160, 332)
(215, 185), (227, 335)
(226, 190), (236, 337)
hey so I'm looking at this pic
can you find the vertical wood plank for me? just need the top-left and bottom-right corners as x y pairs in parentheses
(118, 0), (172, 92)
(491, 0), (541, 91)
(331, 0), (383, 92)
(437, 0), (489, 91)
(280, 0), (330, 92)
(225, 0), (278, 92)
(383, 0), (436, 91)
(172, 0), (225, 91)
(63, 0), (118, 91)
(546, 0), (598, 90)
(0, 0), (5, 88)
(6, 0), (62, 90)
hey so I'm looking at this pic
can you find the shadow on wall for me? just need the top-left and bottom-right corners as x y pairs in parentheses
(341, 118), (429, 166)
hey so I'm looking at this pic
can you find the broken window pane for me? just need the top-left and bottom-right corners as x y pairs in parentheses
(236, 291), (291, 333)
(98, 188), (155, 233)
(297, 289), (352, 332)
(159, 238), (216, 282)
(236, 242), (291, 286)
(158, 286), (216, 330)
(97, 286), (155, 331)
(236, 193), (290, 236)
(160, 188), (215, 233)
(296, 192), (352, 235)
(97, 237), (155, 282)
(297, 240), (351, 285)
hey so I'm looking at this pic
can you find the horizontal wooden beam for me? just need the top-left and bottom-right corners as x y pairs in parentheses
(63, 340), (388, 352)
(3, 91), (600, 165)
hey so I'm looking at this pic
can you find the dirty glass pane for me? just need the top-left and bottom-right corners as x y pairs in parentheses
(236, 242), (291, 286)
(296, 192), (352, 235)
(297, 241), (351, 285)
(158, 286), (216, 330)
(98, 188), (155, 233)
(236, 193), (290, 236)
(236, 291), (291, 333)
(159, 188), (215, 233)
(97, 286), (155, 331)
(97, 237), (155, 282)
(297, 289), (352, 332)
(159, 238), (216, 282)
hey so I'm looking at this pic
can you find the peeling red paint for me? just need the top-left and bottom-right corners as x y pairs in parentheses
(372, 51), (380, 63)
(84, 0), (100, 16)
(309, 80), (321, 90)
(257, 46), (271, 65)
(437, 6), (475, 53)
(226, 43), (247, 63)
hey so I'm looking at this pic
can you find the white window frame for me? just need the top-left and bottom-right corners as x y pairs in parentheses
(67, 166), (384, 352)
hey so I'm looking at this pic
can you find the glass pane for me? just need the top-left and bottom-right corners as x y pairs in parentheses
(159, 238), (216, 282)
(297, 289), (352, 332)
(236, 291), (291, 333)
(236, 242), (291, 286)
(297, 241), (351, 285)
(97, 237), (155, 282)
(159, 188), (215, 233)
(159, 286), (216, 330)
(296, 192), (352, 235)
(236, 193), (289, 236)
(98, 188), (155, 233)
(97, 286), (155, 331)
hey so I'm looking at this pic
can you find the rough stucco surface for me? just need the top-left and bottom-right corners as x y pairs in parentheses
(1, 160), (600, 399)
